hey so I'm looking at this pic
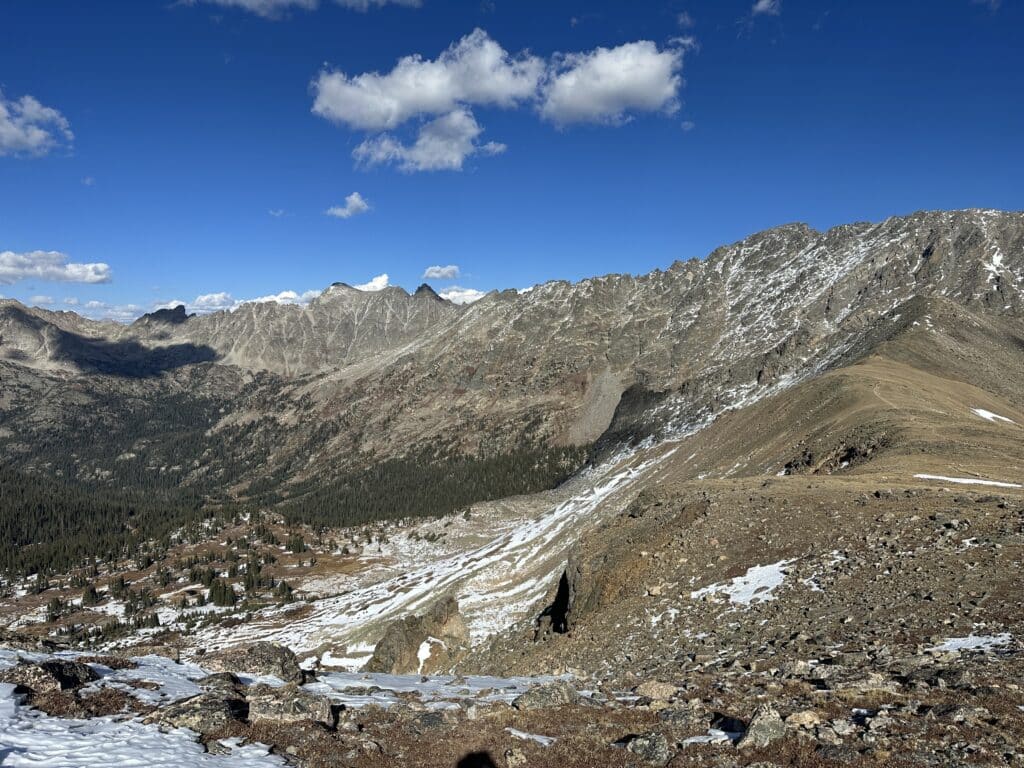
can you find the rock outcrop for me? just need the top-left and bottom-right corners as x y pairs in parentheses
(364, 597), (470, 674)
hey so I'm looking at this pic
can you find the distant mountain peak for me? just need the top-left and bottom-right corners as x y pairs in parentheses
(134, 304), (192, 325)
(413, 283), (444, 301)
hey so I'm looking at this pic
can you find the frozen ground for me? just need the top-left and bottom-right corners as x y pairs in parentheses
(0, 681), (281, 767)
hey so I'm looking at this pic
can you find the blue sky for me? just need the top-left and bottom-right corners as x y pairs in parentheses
(1, 0), (1021, 319)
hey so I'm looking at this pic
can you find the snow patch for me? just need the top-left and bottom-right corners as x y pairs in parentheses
(505, 727), (556, 747)
(914, 474), (1022, 489)
(928, 633), (1012, 652)
(971, 408), (1015, 425)
(690, 559), (795, 606)
(0, 682), (282, 767)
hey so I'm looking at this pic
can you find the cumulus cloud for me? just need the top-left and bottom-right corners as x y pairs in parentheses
(78, 300), (145, 322)
(0, 250), (112, 285)
(313, 28), (543, 132)
(326, 191), (371, 218)
(63, 297), (80, 306)
(0, 89), (74, 157)
(752, 0), (781, 15)
(314, 30), (691, 171)
(354, 108), (504, 172)
(29, 295), (54, 306)
(439, 286), (486, 304)
(156, 288), (322, 315)
(353, 273), (390, 291)
(422, 264), (460, 280)
(540, 41), (684, 125)
(181, 0), (418, 19)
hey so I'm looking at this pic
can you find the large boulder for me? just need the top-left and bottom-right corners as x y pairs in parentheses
(737, 705), (786, 749)
(200, 642), (303, 684)
(246, 683), (334, 728)
(147, 693), (246, 735)
(364, 597), (470, 674)
(511, 681), (579, 711)
(0, 660), (99, 693)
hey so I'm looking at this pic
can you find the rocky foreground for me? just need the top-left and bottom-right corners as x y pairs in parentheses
(0, 630), (1021, 767)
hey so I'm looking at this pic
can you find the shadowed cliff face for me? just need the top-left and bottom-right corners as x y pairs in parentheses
(0, 209), (1022, 500)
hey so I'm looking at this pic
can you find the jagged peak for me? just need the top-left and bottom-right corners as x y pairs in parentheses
(134, 304), (192, 326)
(413, 283), (444, 301)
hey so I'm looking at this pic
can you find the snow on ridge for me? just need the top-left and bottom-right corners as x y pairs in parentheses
(913, 474), (1022, 489)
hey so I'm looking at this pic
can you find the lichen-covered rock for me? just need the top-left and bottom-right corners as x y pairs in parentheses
(512, 681), (579, 710)
(200, 642), (303, 684)
(246, 683), (334, 728)
(0, 660), (98, 693)
(737, 705), (785, 749)
(624, 732), (671, 765)
(634, 680), (677, 701)
(147, 693), (246, 735)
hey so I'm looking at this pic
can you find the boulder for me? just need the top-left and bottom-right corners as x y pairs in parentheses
(148, 694), (246, 735)
(0, 660), (98, 693)
(634, 680), (678, 701)
(364, 597), (470, 674)
(246, 683), (334, 728)
(624, 732), (672, 765)
(512, 681), (579, 710)
(201, 642), (303, 684)
(737, 705), (786, 749)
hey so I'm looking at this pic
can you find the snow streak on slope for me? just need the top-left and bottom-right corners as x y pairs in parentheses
(191, 447), (676, 662)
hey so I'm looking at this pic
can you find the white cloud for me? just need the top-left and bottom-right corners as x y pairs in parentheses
(681, 120), (695, 131)
(0, 89), (74, 157)
(677, 11), (695, 28)
(29, 295), (54, 306)
(353, 273), (389, 291)
(752, 0), (781, 15)
(63, 297), (80, 306)
(540, 41), (684, 125)
(268, 208), (286, 217)
(181, 0), (421, 19)
(312, 28), (544, 132)
(422, 264), (460, 280)
(78, 300), (144, 322)
(326, 191), (371, 218)
(81, 176), (95, 187)
(354, 108), (504, 172)
(0, 250), (112, 285)
(335, 0), (421, 9)
(155, 288), (322, 315)
(439, 286), (486, 304)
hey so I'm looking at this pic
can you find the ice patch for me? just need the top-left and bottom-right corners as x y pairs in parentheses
(928, 633), (1012, 652)
(506, 727), (556, 747)
(306, 671), (568, 710)
(681, 728), (741, 745)
(914, 474), (1021, 489)
(971, 408), (1015, 425)
(690, 559), (795, 607)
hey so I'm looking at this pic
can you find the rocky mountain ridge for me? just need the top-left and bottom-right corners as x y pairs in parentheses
(1, 208), (1021, 505)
